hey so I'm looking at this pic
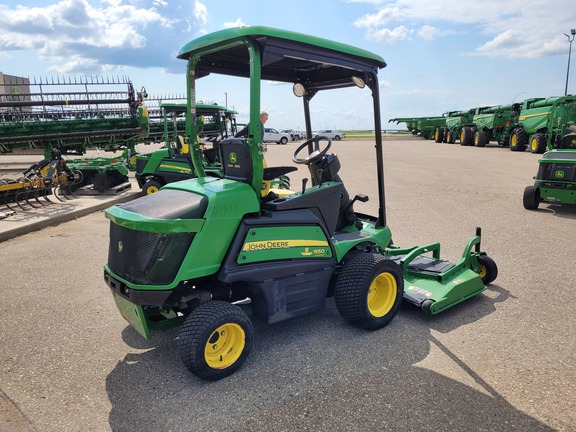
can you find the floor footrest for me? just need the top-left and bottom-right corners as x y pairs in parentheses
(389, 255), (454, 273)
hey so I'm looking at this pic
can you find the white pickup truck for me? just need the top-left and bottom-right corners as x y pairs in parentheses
(313, 129), (345, 140)
(263, 128), (291, 144)
(280, 129), (304, 141)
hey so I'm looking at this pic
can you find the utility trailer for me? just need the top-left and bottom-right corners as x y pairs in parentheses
(103, 26), (498, 380)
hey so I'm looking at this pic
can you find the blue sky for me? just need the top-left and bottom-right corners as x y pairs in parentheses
(1, 0), (575, 130)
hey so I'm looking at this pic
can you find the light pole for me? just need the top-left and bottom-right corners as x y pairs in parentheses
(224, 92), (228, 107)
(512, 91), (526, 104)
(564, 28), (576, 96)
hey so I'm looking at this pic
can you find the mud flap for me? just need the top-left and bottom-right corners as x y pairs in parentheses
(112, 293), (151, 339)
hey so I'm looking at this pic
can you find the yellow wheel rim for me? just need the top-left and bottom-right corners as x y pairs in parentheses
(478, 264), (487, 279)
(367, 273), (397, 317)
(204, 323), (245, 369)
(530, 138), (537, 151)
(146, 185), (159, 194)
(511, 135), (517, 146)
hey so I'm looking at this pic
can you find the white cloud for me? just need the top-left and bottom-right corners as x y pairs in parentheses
(0, 0), (205, 74)
(365, 26), (410, 43)
(354, 7), (403, 28)
(194, 0), (207, 26)
(351, 0), (575, 58)
(223, 18), (247, 29)
(418, 25), (441, 41)
(379, 80), (390, 88)
(47, 58), (123, 74)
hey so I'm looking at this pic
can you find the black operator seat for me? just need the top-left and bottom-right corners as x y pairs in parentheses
(218, 138), (298, 184)
(219, 138), (253, 183)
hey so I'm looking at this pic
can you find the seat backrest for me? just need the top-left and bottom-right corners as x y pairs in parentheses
(559, 132), (576, 150)
(177, 135), (189, 154)
(219, 138), (253, 184)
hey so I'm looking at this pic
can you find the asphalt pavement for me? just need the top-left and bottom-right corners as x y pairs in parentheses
(0, 137), (574, 432)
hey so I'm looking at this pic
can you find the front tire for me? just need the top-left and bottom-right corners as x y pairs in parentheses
(460, 127), (474, 146)
(475, 130), (488, 147)
(178, 301), (254, 381)
(334, 253), (403, 330)
(523, 185), (540, 210)
(435, 128), (444, 143)
(530, 132), (547, 154)
(477, 255), (498, 285)
(142, 179), (163, 195)
(510, 128), (528, 151)
(280, 137), (288, 145)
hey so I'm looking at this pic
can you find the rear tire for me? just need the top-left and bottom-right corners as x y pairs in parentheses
(178, 301), (254, 381)
(334, 253), (403, 330)
(523, 185), (540, 210)
(477, 255), (498, 285)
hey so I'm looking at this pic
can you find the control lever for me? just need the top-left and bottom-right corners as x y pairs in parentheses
(301, 178), (308, 194)
(343, 194), (369, 230)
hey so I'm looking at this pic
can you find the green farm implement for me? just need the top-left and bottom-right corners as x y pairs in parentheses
(104, 26), (498, 380)
(0, 150), (81, 213)
(0, 76), (148, 210)
(445, 107), (496, 146)
(510, 96), (576, 154)
(471, 104), (521, 147)
(389, 116), (446, 140)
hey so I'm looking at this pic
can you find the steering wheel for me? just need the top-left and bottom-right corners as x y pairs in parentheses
(292, 136), (332, 165)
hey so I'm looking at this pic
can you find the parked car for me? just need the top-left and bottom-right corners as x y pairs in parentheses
(314, 129), (345, 140)
(264, 128), (291, 144)
(280, 129), (304, 141)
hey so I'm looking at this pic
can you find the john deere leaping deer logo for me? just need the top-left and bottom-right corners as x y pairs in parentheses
(229, 152), (237, 164)
(554, 170), (565, 179)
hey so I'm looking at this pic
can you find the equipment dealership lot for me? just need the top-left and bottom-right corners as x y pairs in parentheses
(0, 137), (574, 431)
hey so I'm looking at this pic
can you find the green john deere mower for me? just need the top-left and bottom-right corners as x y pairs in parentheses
(135, 103), (236, 195)
(103, 26), (498, 380)
(523, 126), (576, 209)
